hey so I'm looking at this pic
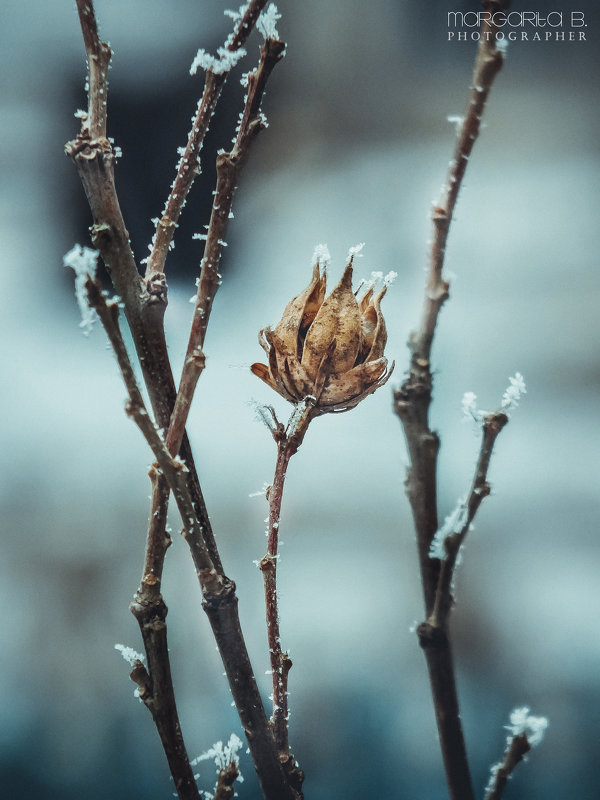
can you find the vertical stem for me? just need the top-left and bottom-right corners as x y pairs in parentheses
(130, 471), (201, 799)
(261, 443), (293, 753)
(418, 623), (474, 800)
(394, 16), (506, 800)
(259, 404), (315, 755)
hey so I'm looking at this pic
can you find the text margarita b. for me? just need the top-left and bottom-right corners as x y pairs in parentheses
(448, 11), (587, 42)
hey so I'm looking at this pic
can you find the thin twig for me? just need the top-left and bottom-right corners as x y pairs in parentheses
(166, 36), (286, 458)
(259, 403), (316, 756)
(87, 280), (299, 800)
(411, 18), (504, 369)
(86, 281), (216, 575)
(211, 761), (240, 800)
(394, 18), (506, 800)
(74, 0), (110, 139)
(145, 0), (271, 279)
(69, 4), (300, 796)
(87, 284), (201, 798)
(430, 411), (508, 628)
(484, 735), (531, 800)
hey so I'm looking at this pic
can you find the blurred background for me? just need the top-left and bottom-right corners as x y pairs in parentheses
(1, 1), (599, 798)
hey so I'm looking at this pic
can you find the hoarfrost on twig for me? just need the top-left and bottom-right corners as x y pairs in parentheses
(63, 244), (99, 335)
(190, 46), (246, 76)
(348, 242), (365, 260)
(114, 643), (145, 666)
(192, 732), (245, 798)
(505, 706), (548, 748)
(257, 3), (281, 39)
(501, 372), (527, 413)
(312, 243), (331, 270)
(429, 496), (469, 560)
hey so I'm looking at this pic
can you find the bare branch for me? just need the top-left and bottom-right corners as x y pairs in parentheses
(484, 735), (531, 800)
(485, 706), (548, 800)
(69, 5), (299, 798)
(86, 280), (216, 577)
(429, 411), (508, 628)
(394, 22), (507, 800)
(87, 279), (299, 800)
(211, 761), (240, 800)
(166, 36), (286, 457)
(145, 0), (272, 279)
(411, 18), (504, 369)
(74, 0), (111, 138)
(259, 403), (316, 758)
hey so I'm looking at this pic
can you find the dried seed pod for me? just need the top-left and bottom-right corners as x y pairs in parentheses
(251, 250), (394, 413)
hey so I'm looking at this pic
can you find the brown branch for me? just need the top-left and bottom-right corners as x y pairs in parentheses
(145, 0), (271, 280)
(416, 623), (473, 800)
(485, 705), (548, 799)
(166, 36), (286, 457)
(259, 403), (315, 761)
(411, 17), (504, 370)
(70, 5), (299, 798)
(211, 761), (240, 800)
(87, 279), (300, 800)
(484, 734), (531, 800)
(86, 280), (215, 576)
(413, 412), (507, 800)
(74, 0), (110, 139)
(68, 0), (228, 577)
(429, 411), (508, 628)
(87, 282), (200, 798)
(394, 21), (506, 800)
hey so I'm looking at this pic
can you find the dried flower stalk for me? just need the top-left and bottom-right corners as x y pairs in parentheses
(252, 251), (392, 775)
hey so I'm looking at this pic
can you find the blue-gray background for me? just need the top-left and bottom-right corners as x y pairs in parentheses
(1, 1), (598, 798)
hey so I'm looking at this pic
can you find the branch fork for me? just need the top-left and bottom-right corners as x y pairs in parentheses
(68, 2), (300, 798)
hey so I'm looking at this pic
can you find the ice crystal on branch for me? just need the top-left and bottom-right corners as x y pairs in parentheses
(505, 706), (548, 747)
(190, 46), (246, 76)
(429, 496), (469, 560)
(501, 372), (527, 413)
(347, 241), (365, 259)
(193, 733), (244, 798)
(462, 372), (526, 424)
(63, 244), (99, 335)
(312, 243), (331, 271)
(192, 732), (244, 770)
(257, 3), (281, 40)
(114, 643), (145, 666)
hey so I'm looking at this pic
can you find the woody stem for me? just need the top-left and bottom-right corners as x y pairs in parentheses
(260, 404), (315, 754)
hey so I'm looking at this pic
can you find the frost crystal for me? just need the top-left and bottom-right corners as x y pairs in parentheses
(224, 3), (250, 24)
(249, 482), (269, 498)
(505, 706), (548, 747)
(484, 762), (503, 795)
(485, 707), (547, 795)
(257, 3), (281, 39)
(348, 242), (365, 259)
(312, 243), (331, 270)
(190, 46), (246, 76)
(461, 390), (484, 423)
(192, 733), (244, 794)
(501, 372), (526, 413)
(429, 496), (469, 560)
(114, 643), (145, 666)
(63, 244), (99, 335)
(447, 114), (464, 132)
